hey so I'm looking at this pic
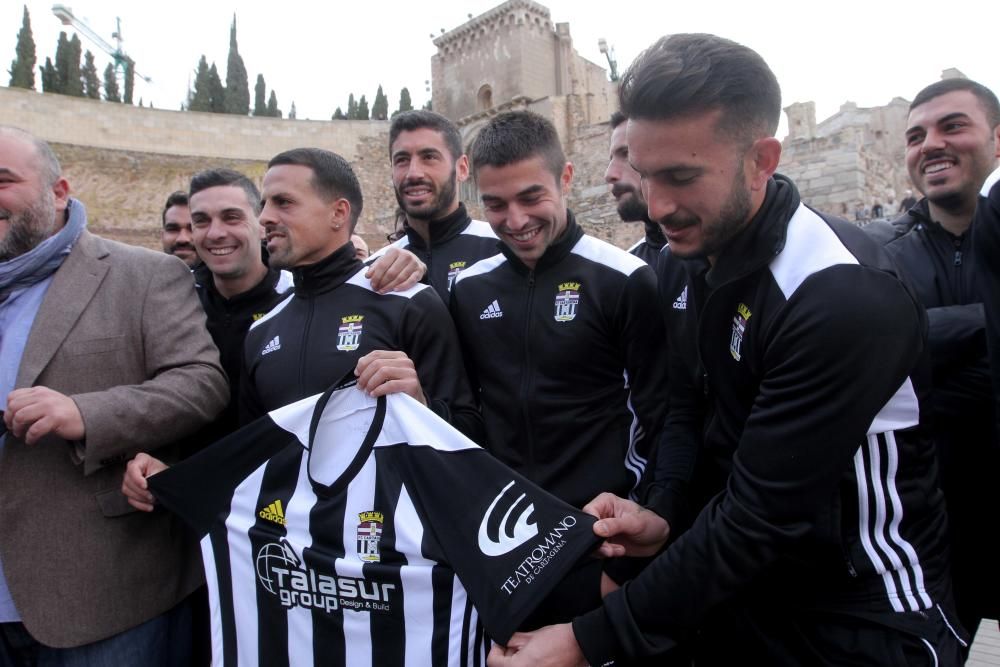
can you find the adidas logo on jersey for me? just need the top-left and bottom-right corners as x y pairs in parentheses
(261, 336), (281, 355)
(259, 499), (287, 525)
(480, 300), (503, 320)
(673, 286), (688, 310)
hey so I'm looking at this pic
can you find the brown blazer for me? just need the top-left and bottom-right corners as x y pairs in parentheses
(0, 231), (228, 648)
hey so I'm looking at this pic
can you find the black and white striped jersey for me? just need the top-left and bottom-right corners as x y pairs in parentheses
(149, 382), (600, 667)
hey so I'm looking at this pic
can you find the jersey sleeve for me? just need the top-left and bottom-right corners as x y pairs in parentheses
(391, 442), (601, 644)
(148, 412), (297, 537)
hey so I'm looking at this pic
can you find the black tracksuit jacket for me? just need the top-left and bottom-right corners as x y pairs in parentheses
(239, 243), (482, 442)
(379, 204), (500, 302)
(449, 212), (669, 512)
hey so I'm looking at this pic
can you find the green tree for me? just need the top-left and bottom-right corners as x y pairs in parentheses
(371, 84), (388, 120)
(123, 59), (135, 104)
(346, 93), (357, 120)
(102, 62), (120, 102)
(392, 87), (413, 117)
(357, 94), (369, 120)
(266, 90), (281, 118)
(8, 5), (36, 89)
(40, 57), (56, 92)
(82, 50), (100, 99)
(422, 99), (432, 111)
(253, 74), (267, 116)
(54, 31), (83, 95)
(189, 56), (212, 111)
(223, 15), (249, 114)
(332, 107), (345, 120)
(208, 63), (225, 112)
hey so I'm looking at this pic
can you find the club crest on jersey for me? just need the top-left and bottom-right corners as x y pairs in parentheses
(337, 314), (364, 352)
(356, 511), (384, 562)
(730, 303), (752, 361)
(554, 282), (581, 322)
(447, 261), (467, 291)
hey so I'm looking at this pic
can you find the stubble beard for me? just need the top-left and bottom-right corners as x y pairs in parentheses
(0, 191), (58, 262)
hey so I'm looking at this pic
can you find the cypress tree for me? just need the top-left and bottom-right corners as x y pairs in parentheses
(189, 56), (212, 111)
(332, 107), (345, 120)
(123, 58), (135, 104)
(393, 87), (413, 117)
(103, 62), (120, 102)
(8, 6), (36, 89)
(266, 90), (280, 118)
(208, 63), (225, 112)
(253, 74), (267, 116)
(357, 95), (370, 120)
(82, 51), (101, 99)
(53, 32), (70, 93)
(346, 93), (357, 120)
(372, 85), (388, 120)
(65, 34), (84, 96)
(223, 15), (250, 114)
(40, 57), (56, 93)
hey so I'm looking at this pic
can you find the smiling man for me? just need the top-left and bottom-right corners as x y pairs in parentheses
(188, 169), (294, 438)
(450, 111), (672, 632)
(883, 79), (1000, 643)
(376, 110), (498, 300)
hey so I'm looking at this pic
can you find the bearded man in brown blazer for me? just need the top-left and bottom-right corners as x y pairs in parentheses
(0, 127), (228, 664)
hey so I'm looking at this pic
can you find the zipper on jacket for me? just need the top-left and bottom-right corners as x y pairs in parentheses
(519, 271), (536, 474)
(298, 298), (315, 400)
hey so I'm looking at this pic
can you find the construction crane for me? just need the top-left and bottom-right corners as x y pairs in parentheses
(51, 5), (151, 86)
(597, 38), (619, 82)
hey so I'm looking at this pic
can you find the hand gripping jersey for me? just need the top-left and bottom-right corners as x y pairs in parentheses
(149, 381), (600, 667)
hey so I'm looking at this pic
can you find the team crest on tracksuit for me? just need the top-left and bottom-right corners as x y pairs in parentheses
(730, 303), (751, 361)
(554, 282), (581, 322)
(447, 261), (467, 291)
(357, 511), (384, 562)
(337, 314), (364, 352)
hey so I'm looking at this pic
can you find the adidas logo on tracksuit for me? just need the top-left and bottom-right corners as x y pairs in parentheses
(261, 336), (281, 355)
(673, 286), (688, 310)
(480, 300), (503, 320)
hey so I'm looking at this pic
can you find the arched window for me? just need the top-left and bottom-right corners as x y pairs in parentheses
(477, 85), (493, 111)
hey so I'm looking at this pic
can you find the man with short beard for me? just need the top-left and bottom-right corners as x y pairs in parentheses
(376, 110), (498, 301)
(605, 111), (666, 269)
(0, 126), (227, 664)
(161, 190), (200, 268)
(883, 78), (1000, 643)
(489, 34), (960, 667)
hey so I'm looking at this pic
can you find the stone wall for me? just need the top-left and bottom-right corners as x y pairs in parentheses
(0, 86), (386, 161)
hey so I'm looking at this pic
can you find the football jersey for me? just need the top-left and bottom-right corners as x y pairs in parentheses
(149, 381), (600, 667)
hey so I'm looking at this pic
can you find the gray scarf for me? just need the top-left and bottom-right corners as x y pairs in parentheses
(0, 199), (86, 302)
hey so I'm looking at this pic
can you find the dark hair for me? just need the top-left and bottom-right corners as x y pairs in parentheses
(389, 110), (463, 161)
(619, 33), (781, 144)
(162, 191), (188, 227)
(609, 110), (627, 129)
(910, 78), (1000, 128)
(189, 168), (262, 215)
(267, 148), (364, 228)
(469, 110), (566, 183)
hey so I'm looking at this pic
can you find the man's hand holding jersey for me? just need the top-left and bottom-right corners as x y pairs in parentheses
(354, 350), (427, 406)
(122, 453), (169, 512)
(585, 492), (671, 558)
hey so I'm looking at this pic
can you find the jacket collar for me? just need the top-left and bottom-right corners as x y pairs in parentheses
(642, 219), (667, 250)
(703, 174), (801, 289)
(195, 263), (283, 306)
(291, 242), (362, 296)
(498, 209), (584, 276)
(402, 203), (472, 249)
